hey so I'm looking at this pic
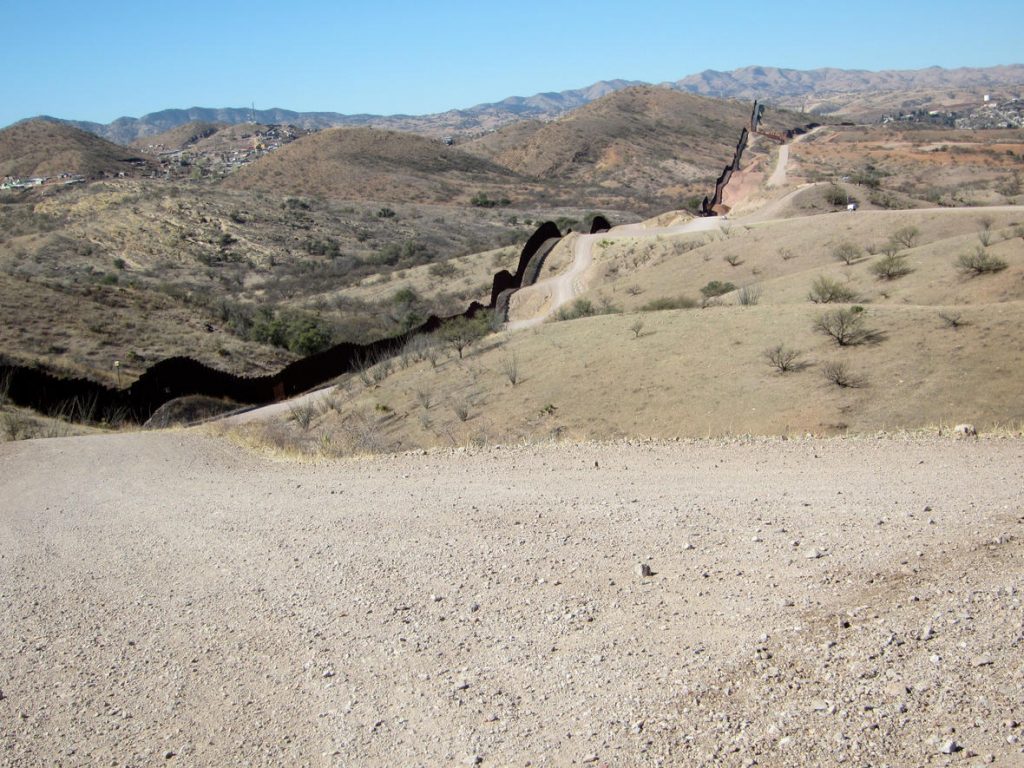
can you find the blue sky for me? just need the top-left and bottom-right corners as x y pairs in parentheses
(2, 0), (1022, 128)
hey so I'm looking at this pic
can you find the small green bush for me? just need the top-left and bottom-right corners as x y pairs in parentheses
(438, 314), (490, 358)
(699, 281), (736, 299)
(956, 247), (1007, 275)
(825, 184), (855, 206)
(639, 296), (697, 311)
(891, 226), (920, 248)
(832, 242), (862, 265)
(869, 253), (913, 280)
(554, 298), (622, 321)
(808, 276), (857, 303)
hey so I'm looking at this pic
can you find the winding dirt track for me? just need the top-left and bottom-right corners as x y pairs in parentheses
(507, 216), (723, 328)
(3, 430), (1023, 766)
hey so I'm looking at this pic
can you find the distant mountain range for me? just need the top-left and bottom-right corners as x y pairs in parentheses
(31, 64), (1024, 145)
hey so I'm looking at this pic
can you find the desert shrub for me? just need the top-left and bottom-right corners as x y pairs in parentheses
(289, 402), (316, 431)
(832, 242), (862, 265)
(629, 319), (645, 338)
(376, 207), (396, 219)
(821, 360), (864, 388)
(500, 353), (519, 385)
(724, 253), (743, 267)
(737, 284), (762, 306)
(554, 297), (621, 321)
(373, 240), (434, 268)
(891, 226), (920, 248)
(391, 286), (419, 306)
(428, 260), (458, 278)
(825, 183), (855, 206)
(956, 247), (1008, 276)
(470, 192), (508, 208)
(303, 237), (341, 258)
(370, 358), (393, 385)
(453, 401), (471, 421)
(1, 411), (36, 441)
(415, 389), (431, 409)
(938, 311), (966, 329)
(869, 253), (913, 280)
(250, 308), (334, 355)
(763, 344), (803, 373)
(556, 298), (594, 321)
(808, 276), (857, 303)
(640, 296), (697, 311)
(439, 314), (490, 359)
(852, 165), (886, 189)
(699, 281), (736, 299)
(814, 307), (875, 347)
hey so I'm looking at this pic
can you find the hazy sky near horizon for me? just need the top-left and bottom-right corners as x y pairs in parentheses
(2, 0), (1022, 127)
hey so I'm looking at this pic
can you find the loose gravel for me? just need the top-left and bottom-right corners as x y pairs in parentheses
(2, 431), (1022, 766)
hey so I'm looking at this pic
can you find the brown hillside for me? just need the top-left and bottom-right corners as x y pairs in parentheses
(463, 87), (803, 199)
(0, 119), (153, 179)
(221, 126), (522, 204)
(131, 120), (225, 151)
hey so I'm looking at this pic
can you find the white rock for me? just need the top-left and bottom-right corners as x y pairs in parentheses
(940, 739), (961, 754)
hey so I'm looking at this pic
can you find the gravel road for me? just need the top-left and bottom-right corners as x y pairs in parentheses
(2, 431), (1023, 767)
(767, 144), (789, 188)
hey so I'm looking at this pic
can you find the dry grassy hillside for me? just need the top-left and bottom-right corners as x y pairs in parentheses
(0, 119), (153, 179)
(131, 121), (224, 150)
(790, 125), (1024, 206)
(231, 201), (1024, 452)
(465, 88), (745, 197)
(0, 175), (620, 385)
(463, 87), (809, 211)
(222, 126), (524, 204)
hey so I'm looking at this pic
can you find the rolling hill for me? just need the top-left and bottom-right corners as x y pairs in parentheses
(220, 126), (524, 204)
(463, 87), (808, 203)
(219, 87), (811, 211)
(131, 120), (225, 151)
(0, 119), (153, 179)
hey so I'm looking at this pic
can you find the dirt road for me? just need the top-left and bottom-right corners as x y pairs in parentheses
(3, 431), (1022, 766)
(507, 216), (722, 328)
(767, 143), (789, 188)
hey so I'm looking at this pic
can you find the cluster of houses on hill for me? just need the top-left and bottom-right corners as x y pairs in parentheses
(954, 97), (1024, 129)
(882, 96), (1024, 129)
(1, 172), (85, 190)
(145, 124), (309, 179)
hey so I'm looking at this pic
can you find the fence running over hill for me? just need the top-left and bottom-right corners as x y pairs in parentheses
(2, 219), (622, 424)
(700, 101), (821, 216)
